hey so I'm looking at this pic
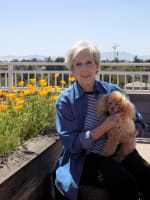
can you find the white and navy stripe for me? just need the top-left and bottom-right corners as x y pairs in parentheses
(83, 93), (107, 154)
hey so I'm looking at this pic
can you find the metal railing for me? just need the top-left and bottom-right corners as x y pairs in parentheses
(0, 62), (150, 94)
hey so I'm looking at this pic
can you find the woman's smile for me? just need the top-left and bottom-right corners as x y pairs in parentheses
(80, 74), (90, 78)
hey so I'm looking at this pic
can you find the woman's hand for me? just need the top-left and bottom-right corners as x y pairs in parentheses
(91, 113), (125, 141)
(104, 113), (124, 131)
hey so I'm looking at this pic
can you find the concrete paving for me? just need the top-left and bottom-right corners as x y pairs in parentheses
(136, 137), (150, 163)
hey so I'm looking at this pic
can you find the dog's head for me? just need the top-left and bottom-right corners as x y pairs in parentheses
(108, 91), (136, 120)
(108, 91), (126, 114)
(96, 91), (136, 120)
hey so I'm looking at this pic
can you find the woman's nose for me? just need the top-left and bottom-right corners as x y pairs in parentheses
(80, 63), (88, 70)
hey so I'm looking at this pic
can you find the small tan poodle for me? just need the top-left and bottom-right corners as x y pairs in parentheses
(96, 91), (136, 161)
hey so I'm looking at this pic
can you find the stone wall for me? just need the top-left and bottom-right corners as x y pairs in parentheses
(0, 139), (62, 200)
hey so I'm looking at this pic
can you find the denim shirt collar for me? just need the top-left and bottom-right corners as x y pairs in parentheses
(73, 80), (106, 99)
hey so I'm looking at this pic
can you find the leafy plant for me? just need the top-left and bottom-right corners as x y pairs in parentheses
(0, 76), (76, 157)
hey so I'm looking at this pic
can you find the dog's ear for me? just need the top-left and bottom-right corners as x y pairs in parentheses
(124, 100), (136, 120)
(96, 94), (109, 116)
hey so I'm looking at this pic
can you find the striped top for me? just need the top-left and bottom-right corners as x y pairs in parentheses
(83, 93), (107, 154)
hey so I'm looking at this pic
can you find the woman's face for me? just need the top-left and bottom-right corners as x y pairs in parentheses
(72, 49), (99, 90)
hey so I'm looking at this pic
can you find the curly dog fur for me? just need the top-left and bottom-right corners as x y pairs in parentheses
(96, 91), (136, 161)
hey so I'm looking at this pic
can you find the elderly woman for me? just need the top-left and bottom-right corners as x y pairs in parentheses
(54, 41), (150, 200)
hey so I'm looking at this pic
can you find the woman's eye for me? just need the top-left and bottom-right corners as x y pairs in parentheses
(76, 63), (81, 66)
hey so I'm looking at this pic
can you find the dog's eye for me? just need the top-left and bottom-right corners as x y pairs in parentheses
(86, 61), (92, 65)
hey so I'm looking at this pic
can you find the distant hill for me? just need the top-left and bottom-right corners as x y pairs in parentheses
(0, 55), (47, 62)
(101, 51), (150, 61)
(0, 52), (150, 62)
(101, 51), (135, 61)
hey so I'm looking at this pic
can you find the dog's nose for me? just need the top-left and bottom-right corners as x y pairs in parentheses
(111, 107), (114, 111)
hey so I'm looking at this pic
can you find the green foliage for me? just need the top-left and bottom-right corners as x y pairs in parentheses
(0, 92), (57, 157)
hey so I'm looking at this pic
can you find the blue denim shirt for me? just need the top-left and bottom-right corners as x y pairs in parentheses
(55, 80), (145, 200)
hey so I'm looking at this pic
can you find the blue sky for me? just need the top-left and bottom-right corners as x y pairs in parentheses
(0, 0), (150, 57)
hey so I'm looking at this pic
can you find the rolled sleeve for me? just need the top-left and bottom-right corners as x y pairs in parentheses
(79, 130), (94, 150)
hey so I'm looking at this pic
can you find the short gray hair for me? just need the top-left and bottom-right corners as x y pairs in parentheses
(65, 40), (101, 70)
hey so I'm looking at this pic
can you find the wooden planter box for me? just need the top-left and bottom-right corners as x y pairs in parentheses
(0, 134), (62, 200)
